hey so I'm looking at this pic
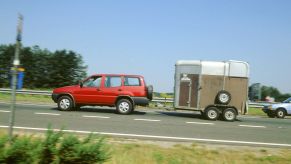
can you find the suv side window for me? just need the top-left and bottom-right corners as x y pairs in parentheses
(105, 76), (121, 87)
(124, 77), (141, 86)
(83, 76), (102, 87)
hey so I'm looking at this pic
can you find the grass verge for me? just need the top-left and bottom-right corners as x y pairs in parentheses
(0, 92), (51, 104)
(1, 131), (291, 164)
(248, 107), (265, 116)
(107, 140), (291, 164)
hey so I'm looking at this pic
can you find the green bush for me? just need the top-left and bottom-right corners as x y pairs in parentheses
(0, 130), (110, 164)
(58, 134), (110, 164)
(38, 129), (63, 164)
(0, 135), (40, 164)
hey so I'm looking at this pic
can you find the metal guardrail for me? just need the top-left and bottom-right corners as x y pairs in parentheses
(0, 88), (269, 108)
(0, 88), (52, 96)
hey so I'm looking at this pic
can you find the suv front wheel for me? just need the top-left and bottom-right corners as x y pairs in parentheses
(116, 99), (133, 115)
(58, 96), (73, 111)
(276, 108), (286, 118)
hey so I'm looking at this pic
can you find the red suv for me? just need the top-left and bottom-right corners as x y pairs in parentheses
(52, 74), (153, 114)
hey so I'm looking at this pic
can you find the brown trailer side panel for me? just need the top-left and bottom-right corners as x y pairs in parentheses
(199, 75), (224, 109)
(199, 75), (248, 114)
(225, 77), (248, 114)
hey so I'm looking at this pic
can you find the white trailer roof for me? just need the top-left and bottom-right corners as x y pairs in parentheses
(176, 60), (249, 78)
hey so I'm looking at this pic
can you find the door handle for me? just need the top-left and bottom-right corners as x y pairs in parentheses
(118, 89), (122, 91)
(96, 88), (101, 91)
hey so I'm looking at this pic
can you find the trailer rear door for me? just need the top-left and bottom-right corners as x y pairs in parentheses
(178, 74), (199, 108)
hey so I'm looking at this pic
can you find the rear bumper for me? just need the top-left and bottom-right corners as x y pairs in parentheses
(132, 97), (149, 106)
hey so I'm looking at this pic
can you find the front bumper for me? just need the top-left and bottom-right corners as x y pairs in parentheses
(51, 93), (59, 103)
(262, 107), (275, 115)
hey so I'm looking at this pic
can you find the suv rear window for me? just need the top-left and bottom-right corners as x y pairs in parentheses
(105, 76), (121, 87)
(124, 77), (141, 86)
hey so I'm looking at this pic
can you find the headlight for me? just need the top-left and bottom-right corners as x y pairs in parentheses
(269, 105), (277, 110)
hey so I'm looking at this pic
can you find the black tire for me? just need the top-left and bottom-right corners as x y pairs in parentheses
(267, 113), (275, 118)
(57, 96), (73, 111)
(116, 99), (133, 115)
(146, 85), (153, 100)
(216, 90), (231, 105)
(276, 108), (286, 119)
(222, 108), (237, 122)
(204, 107), (220, 121)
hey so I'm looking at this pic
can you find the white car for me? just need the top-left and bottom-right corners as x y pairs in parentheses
(262, 97), (291, 118)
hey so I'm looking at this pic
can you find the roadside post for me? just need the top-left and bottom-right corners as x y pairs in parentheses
(17, 68), (25, 90)
(8, 14), (23, 141)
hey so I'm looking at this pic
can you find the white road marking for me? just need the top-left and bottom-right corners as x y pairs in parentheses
(134, 118), (161, 122)
(239, 125), (266, 128)
(0, 110), (10, 113)
(238, 116), (260, 119)
(186, 122), (214, 125)
(1, 125), (291, 148)
(0, 101), (54, 107)
(34, 112), (60, 116)
(82, 115), (110, 119)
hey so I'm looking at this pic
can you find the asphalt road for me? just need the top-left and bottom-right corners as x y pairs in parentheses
(1, 102), (291, 148)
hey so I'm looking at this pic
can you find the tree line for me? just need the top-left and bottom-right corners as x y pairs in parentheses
(0, 44), (87, 88)
(261, 85), (291, 102)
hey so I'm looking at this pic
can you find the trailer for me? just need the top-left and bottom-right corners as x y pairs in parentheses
(174, 60), (249, 121)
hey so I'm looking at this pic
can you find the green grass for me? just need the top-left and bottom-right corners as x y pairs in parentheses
(106, 141), (291, 164)
(1, 129), (291, 164)
(0, 93), (51, 104)
(248, 107), (266, 116)
(1, 130), (291, 164)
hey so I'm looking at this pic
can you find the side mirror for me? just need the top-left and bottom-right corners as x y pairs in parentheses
(80, 81), (83, 88)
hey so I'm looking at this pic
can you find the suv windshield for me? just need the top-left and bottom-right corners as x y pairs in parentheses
(83, 76), (102, 87)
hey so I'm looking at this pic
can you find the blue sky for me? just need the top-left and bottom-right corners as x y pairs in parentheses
(1, 0), (291, 93)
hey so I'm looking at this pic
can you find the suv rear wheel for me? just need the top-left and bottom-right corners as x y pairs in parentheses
(58, 96), (73, 111)
(116, 99), (133, 115)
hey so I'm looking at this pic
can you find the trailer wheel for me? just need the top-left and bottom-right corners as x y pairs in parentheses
(222, 108), (237, 121)
(204, 107), (220, 121)
(216, 90), (231, 105)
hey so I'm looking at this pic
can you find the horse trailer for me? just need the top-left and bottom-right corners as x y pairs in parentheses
(174, 60), (249, 121)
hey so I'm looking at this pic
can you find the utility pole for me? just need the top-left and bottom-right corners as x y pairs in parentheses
(8, 14), (23, 141)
